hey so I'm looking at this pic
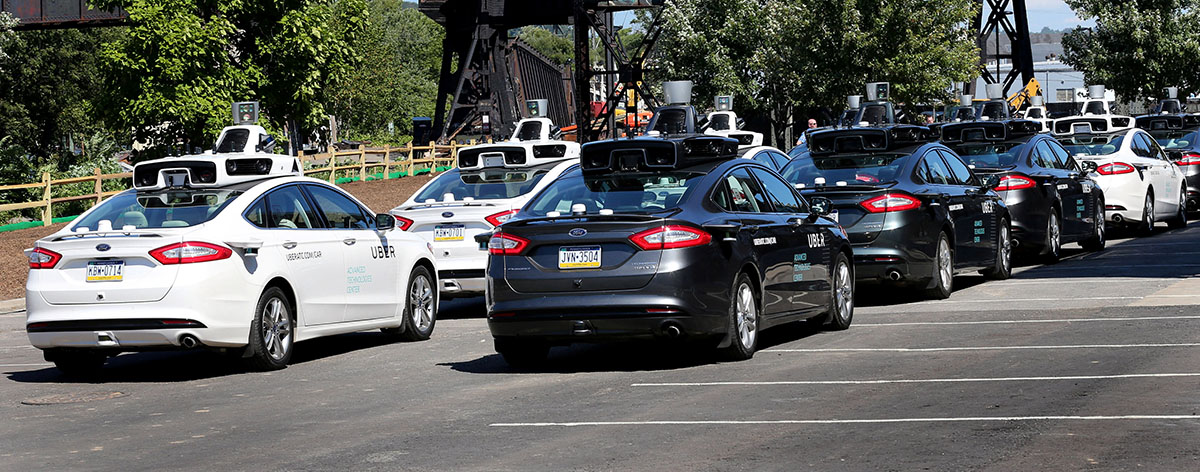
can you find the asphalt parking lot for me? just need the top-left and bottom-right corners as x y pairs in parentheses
(2, 223), (1199, 471)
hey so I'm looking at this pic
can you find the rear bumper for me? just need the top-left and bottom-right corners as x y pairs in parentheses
(1185, 172), (1200, 210)
(1092, 174), (1146, 224)
(999, 189), (1047, 247)
(847, 217), (935, 283)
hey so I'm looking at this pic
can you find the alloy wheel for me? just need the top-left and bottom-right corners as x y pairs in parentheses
(261, 297), (292, 362)
(735, 283), (757, 349)
(409, 274), (434, 332)
(835, 261), (853, 323)
(937, 239), (952, 288)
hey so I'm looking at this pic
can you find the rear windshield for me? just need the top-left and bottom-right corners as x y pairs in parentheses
(1150, 129), (1199, 150)
(781, 151), (911, 187)
(412, 168), (550, 202)
(1061, 133), (1125, 157)
(525, 169), (705, 216)
(946, 141), (1029, 168)
(73, 189), (242, 230)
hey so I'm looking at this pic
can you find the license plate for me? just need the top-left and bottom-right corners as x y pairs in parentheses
(434, 225), (465, 242)
(558, 246), (601, 269)
(86, 261), (124, 282)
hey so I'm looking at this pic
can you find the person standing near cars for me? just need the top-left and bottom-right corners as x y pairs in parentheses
(796, 118), (819, 146)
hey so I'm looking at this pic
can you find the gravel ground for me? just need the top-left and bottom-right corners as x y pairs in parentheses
(0, 174), (436, 301)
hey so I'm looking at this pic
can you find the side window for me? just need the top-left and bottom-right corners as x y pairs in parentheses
(266, 186), (321, 229)
(723, 168), (770, 213)
(922, 152), (953, 185)
(750, 168), (805, 213)
(1033, 140), (1056, 168)
(1144, 134), (1167, 160)
(940, 150), (977, 186)
(769, 151), (790, 170)
(306, 185), (371, 229)
(244, 198), (268, 228)
(1047, 140), (1076, 170)
(752, 151), (776, 169)
(1131, 133), (1153, 158)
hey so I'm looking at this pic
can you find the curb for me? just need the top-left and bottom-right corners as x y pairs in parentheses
(0, 298), (26, 314)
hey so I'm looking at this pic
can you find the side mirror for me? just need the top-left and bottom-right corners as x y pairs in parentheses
(1080, 161), (1099, 173)
(981, 174), (1000, 191)
(810, 196), (833, 217)
(375, 213), (396, 231)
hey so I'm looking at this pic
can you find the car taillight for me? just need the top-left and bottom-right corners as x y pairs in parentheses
(994, 174), (1036, 191)
(488, 233), (529, 255)
(28, 248), (61, 269)
(1175, 153), (1200, 166)
(392, 215), (413, 231)
(149, 242), (232, 265)
(629, 225), (712, 250)
(860, 193), (922, 213)
(1097, 162), (1135, 175)
(485, 209), (519, 227)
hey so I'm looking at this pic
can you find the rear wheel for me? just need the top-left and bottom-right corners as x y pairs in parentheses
(1042, 210), (1062, 263)
(923, 233), (953, 300)
(720, 273), (759, 361)
(246, 287), (293, 371)
(1166, 186), (1188, 229)
(1082, 199), (1107, 251)
(47, 350), (106, 377)
(983, 219), (1013, 279)
(821, 253), (854, 330)
(494, 337), (548, 368)
(384, 266), (437, 341)
(1138, 191), (1156, 235)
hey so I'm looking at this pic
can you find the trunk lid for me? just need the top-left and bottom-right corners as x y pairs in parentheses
(31, 229), (185, 305)
(801, 184), (894, 243)
(395, 201), (514, 264)
(499, 215), (667, 293)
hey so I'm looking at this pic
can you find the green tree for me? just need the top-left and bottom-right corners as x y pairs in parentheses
(95, 0), (367, 156)
(1062, 0), (1200, 100)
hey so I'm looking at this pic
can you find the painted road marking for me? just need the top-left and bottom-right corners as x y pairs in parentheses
(0, 363), (50, 367)
(854, 315), (1200, 327)
(630, 372), (1200, 387)
(764, 343), (1200, 353)
(490, 415), (1200, 428)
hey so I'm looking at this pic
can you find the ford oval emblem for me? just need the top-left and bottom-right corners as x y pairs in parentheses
(569, 228), (587, 237)
(96, 244), (111, 252)
(442, 211), (454, 218)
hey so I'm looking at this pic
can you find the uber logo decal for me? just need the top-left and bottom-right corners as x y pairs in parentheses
(948, 204), (964, 211)
(753, 237), (776, 246)
(807, 233), (826, 248)
(981, 200), (995, 214)
(371, 245), (396, 259)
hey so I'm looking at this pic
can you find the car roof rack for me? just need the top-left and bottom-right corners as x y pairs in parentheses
(808, 125), (935, 156)
(580, 135), (738, 174)
(940, 120), (1040, 143)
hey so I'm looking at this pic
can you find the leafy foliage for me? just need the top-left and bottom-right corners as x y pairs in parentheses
(1062, 0), (1200, 100)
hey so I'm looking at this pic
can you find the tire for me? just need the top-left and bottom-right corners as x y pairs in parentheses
(923, 233), (954, 300)
(1138, 191), (1156, 235)
(494, 337), (548, 368)
(246, 287), (294, 371)
(982, 218), (1013, 280)
(820, 252), (854, 330)
(385, 265), (437, 341)
(47, 350), (106, 378)
(1041, 210), (1062, 263)
(1081, 199), (1107, 252)
(720, 272), (760, 361)
(1166, 186), (1188, 230)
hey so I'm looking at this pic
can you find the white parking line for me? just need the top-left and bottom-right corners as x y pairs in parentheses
(993, 278), (1174, 285)
(490, 415), (1200, 427)
(0, 363), (50, 367)
(764, 343), (1200, 353)
(854, 315), (1200, 327)
(630, 372), (1200, 387)
(1025, 264), (1200, 269)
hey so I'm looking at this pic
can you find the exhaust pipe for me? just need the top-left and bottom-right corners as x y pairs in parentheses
(1112, 214), (1124, 224)
(661, 322), (684, 338)
(886, 270), (903, 281)
(179, 334), (201, 349)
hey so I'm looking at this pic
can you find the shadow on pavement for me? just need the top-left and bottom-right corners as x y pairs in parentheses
(439, 319), (824, 374)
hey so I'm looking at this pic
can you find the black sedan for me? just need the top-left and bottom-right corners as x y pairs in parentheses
(483, 135), (854, 366)
(780, 125), (1012, 299)
(940, 120), (1106, 261)
(1139, 114), (1200, 212)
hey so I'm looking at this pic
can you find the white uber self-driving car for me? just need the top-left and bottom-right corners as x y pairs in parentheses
(25, 127), (438, 375)
(390, 117), (578, 298)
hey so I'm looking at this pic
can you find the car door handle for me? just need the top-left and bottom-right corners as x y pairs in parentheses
(343, 238), (357, 246)
(787, 217), (804, 227)
(282, 241), (298, 250)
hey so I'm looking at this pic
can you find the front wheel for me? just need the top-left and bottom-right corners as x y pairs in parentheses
(1166, 186), (1188, 230)
(720, 273), (760, 361)
(246, 287), (294, 371)
(982, 219), (1013, 280)
(923, 233), (954, 300)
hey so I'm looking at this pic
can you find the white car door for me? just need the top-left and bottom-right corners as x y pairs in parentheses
(304, 184), (399, 322)
(252, 185), (346, 326)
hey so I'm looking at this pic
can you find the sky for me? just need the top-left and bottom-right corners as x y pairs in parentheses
(614, 0), (1094, 33)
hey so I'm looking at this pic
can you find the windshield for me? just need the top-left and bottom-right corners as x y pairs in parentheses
(525, 169), (705, 216)
(1061, 133), (1125, 157)
(412, 168), (550, 202)
(947, 141), (1029, 168)
(1150, 129), (1199, 150)
(781, 151), (911, 186)
(73, 189), (242, 230)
